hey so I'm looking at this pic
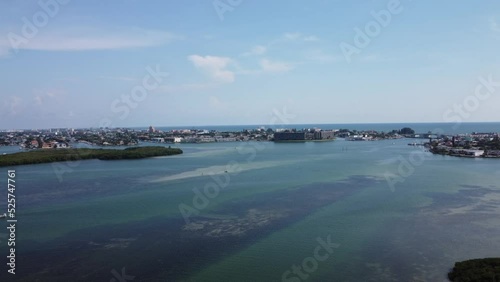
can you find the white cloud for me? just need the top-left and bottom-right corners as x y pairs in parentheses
(242, 45), (267, 56)
(284, 32), (302, 40)
(283, 32), (319, 42)
(33, 88), (65, 106)
(1, 27), (177, 55)
(260, 59), (293, 73)
(303, 35), (319, 42)
(188, 55), (235, 83)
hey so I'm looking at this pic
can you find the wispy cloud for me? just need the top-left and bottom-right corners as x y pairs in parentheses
(242, 45), (267, 56)
(157, 83), (218, 93)
(33, 88), (66, 106)
(283, 32), (320, 42)
(188, 55), (235, 83)
(305, 50), (341, 63)
(260, 59), (293, 73)
(303, 35), (320, 42)
(1, 27), (177, 56)
(284, 32), (302, 41)
(237, 32), (319, 63)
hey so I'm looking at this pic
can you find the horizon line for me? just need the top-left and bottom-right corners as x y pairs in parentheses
(2, 121), (500, 131)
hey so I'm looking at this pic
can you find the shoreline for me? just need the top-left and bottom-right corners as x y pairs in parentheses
(430, 150), (500, 159)
(273, 139), (336, 143)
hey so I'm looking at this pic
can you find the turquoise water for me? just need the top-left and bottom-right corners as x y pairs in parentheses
(1, 135), (500, 281)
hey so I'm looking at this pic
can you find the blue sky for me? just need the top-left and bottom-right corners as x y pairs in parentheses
(1, 0), (500, 129)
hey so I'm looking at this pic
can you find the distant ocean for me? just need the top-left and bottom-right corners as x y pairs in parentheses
(146, 122), (500, 135)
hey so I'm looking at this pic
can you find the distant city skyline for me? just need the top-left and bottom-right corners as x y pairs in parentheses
(1, 0), (500, 129)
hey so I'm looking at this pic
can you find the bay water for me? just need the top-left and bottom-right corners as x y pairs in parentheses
(0, 123), (500, 281)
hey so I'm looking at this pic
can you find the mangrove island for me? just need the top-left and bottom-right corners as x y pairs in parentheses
(448, 258), (500, 281)
(0, 146), (183, 167)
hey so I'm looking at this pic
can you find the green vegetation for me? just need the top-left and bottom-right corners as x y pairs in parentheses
(478, 136), (500, 150)
(0, 146), (183, 167)
(448, 258), (500, 282)
(399, 127), (415, 135)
